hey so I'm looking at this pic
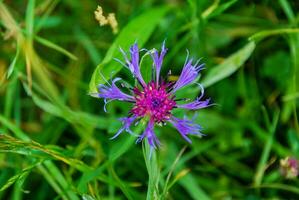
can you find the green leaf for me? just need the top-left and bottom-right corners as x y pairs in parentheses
(88, 6), (171, 93)
(202, 41), (255, 87)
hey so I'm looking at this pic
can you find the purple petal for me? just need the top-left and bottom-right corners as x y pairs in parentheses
(151, 41), (168, 84)
(110, 116), (137, 139)
(119, 43), (146, 87)
(172, 53), (204, 93)
(178, 98), (211, 110)
(97, 78), (135, 111)
(177, 84), (211, 110)
(136, 120), (160, 149)
(98, 78), (134, 100)
(169, 116), (203, 143)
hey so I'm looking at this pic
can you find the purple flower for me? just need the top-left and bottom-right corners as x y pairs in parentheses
(94, 42), (211, 149)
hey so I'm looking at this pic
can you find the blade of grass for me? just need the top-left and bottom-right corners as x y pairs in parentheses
(77, 162), (109, 193)
(6, 44), (20, 78)
(179, 173), (210, 200)
(253, 109), (280, 187)
(24, 0), (35, 91)
(278, 0), (295, 22)
(249, 28), (299, 42)
(0, 2), (22, 38)
(0, 162), (40, 192)
(43, 160), (79, 200)
(12, 183), (23, 200)
(37, 165), (70, 200)
(253, 183), (299, 195)
(4, 74), (18, 119)
(278, 0), (299, 132)
(287, 35), (299, 133)
(247, 122), (297, 157)
(0, 130), (79, 200)
(34, 35), (78, 60)
(35, 0), (60, 32)
(166, 168), (190, 190)
(161, 146), (187, 199)
(108, 165), (134, 200)
(25, 0), (35, 40)
(202, 0), (238, 20)
(20, 73), (107, 130)
(201, 0), (220, 19)
(0, 116), (30, 141)
(75, 28), (102, 65)
(0, 134), (91, 171)
(109, 121), (145, 162)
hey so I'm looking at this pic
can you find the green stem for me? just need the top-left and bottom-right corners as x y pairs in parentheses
(143, 140), (160, 200)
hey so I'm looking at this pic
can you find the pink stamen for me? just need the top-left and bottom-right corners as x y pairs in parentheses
(131, 81), (176, 122)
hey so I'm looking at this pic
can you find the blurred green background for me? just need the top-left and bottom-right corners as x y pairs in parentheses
(0, 0), (299, 199)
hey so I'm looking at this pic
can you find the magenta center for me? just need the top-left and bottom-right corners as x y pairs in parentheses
(131, 82), (176, 122)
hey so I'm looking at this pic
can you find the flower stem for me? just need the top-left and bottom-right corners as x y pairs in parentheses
(142, 140), (160, 200)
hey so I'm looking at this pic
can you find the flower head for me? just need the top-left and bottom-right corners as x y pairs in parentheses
(280, 157), (298, 179)
(131, 81), (176, 122)
(94, 42), (211, 149)
(94, 6), (118, 34)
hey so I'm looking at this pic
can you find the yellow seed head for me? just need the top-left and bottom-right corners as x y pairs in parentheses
(94, 6), (118, 34)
